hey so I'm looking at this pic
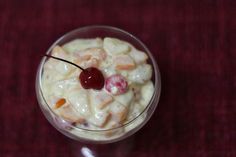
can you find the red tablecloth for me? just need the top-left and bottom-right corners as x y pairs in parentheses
(1, 0), (235, 156)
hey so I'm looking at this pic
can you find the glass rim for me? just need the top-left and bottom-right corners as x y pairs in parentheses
(37, 25), (161, 132)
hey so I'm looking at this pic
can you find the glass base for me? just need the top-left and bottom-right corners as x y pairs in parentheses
(69, 136), (135, 157)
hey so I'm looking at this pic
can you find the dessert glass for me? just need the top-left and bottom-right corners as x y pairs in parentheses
(35, 25), (161, 144)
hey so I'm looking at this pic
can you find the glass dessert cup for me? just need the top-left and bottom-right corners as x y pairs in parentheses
(35, 25), (161, 144)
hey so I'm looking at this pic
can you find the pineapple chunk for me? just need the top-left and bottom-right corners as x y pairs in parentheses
(129, 48), (148, 64)
(66, 88), (91, 118)
(140, 81), (154, 107)
(102, 66), (117, 77)
(42, 68), (65, 84)
(54, 61), (74, 76)
(74, 48), (107, 68)
(109, 101), (128, 123)
(75, 48), (107, 62)
(90, 90), (113, 109)
(114, 54), (135, 70)
(49, 77), (80, 97)
(51, 45), (71, 60)
(128, 64), (152, 84)
(80, 58), (99, 69)
(88, 111), (111, 127)
(44, 46), (74, 77)
(113, 89), (134, 107)
(62, 38), (103, 53)
(103, 37), (130, 55)
(58, 103), (85, 123)
(127, 102), (144, 120)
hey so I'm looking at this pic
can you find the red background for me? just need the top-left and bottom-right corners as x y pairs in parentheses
(0, 0), (235, 156)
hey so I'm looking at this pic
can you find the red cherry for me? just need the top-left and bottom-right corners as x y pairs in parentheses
(79, 67), (105, 90)
(105, 74), (128, 95)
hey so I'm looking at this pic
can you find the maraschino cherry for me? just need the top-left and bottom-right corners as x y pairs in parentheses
(44, 54), (105, 90)
(79, 67), (104, 90)
(105, 74), (128, 95)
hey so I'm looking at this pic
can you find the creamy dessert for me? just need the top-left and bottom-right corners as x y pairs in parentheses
(41, 37), (154, 141)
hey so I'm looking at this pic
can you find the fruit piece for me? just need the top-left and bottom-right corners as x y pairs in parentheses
(48, 77), (80, 97)
(99, 55), (113, 69)
(105, 74), (128, 95)
(52, 45), (69, 58)
(54, 98), (66, 109)
(128, 64), (152, 84)
(58, 103), (85, 123)
(62, 38), (103, 53)
(103, 37), (130, 55)
(43, 65), (62, 78)
(88, 111), (111, 127)
(44, 46), (73, 76)
(74, 48), (107, 69)
(127, 102), (144, 120)
(82, 58), (99, 68)
(79, 67), (105, 90)
(140, 81), (155, 108)
(95, 92), (113, 109)
(102, 66), (117, 77)
(75, 48), (107, 62)
(114, 54), (135, 70)
(54, 61), (74, 75)
(109, 101), (128, 123)
(90, 90), (113, 111)
(113, 89), (134, 107)
(129, 48), (148, 64)
(67, 88), (91, 117)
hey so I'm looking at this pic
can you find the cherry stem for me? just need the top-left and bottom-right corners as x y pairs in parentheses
(44, 54), (84, 71)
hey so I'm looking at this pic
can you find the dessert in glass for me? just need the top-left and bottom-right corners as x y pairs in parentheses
(35, 26), (161, 144)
